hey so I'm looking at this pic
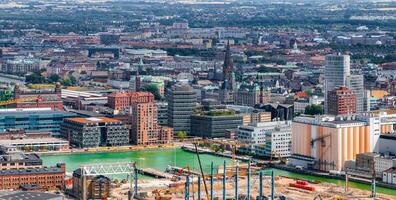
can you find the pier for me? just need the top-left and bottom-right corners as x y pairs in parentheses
(166, 165), (201, 176)
(137, 168), (175, 179)
(181, 145), (251, 162)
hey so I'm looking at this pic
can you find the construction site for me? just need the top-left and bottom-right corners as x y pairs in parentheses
(107, 162), (396, 200)
(73, 142), (396, 200)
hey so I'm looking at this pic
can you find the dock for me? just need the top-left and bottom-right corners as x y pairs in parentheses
(137, 168), (175, 179)
(181, 145), (251, 162)
(166, 165), (201, 176)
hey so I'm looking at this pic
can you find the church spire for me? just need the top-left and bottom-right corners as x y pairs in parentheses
(222, 41), (235, 90)
(223, 41), (233, 72)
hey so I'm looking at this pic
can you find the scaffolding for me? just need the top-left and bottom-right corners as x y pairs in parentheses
(184, 160), (275, 200)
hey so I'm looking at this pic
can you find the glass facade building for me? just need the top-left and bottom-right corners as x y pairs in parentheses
(0, 108), (76, 135)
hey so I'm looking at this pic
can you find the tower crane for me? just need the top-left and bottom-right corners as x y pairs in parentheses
(310, 134), (331, 147)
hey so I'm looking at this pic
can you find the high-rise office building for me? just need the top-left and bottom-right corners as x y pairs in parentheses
(167, 83), (197, 134)
(324, 54), (365, 114)
(347, 75), (365, 113)
(327, 86), (356, 115)
(324, 55), (350, 113)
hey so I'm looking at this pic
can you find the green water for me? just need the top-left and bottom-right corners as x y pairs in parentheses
(41, 149), (396, 196)
(41, 149), (232, 174)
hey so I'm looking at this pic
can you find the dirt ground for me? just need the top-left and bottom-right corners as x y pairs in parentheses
(110, 176), (396, 200)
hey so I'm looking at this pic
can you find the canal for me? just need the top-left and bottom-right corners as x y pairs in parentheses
(41, 148), (396, 196)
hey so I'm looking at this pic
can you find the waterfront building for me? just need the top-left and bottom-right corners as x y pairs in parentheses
(130, 92), (157, 145)
(327, 86), (356, 115)
(0, 138), (69, 152)
(190, 99), (242, 138)
(290, 115), (380, 171)
(190, 111), (243, 138)
(0, 146), (65, 191)
(237, 121), (291, 157)
(130, 92), (173, 145)
(0, 163), (65, 191)
(12, 84), (63, 110)
(259, 121), (292, 158)
(0, 107), (76, 135)
(167, 83), (197, 134)
(60, 117), (130, 148)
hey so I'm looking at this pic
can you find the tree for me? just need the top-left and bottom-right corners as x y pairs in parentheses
(176, 131), (187, 142)
(304, 104), (324, 115)
(48, 74), (60, 83)
(61, 78), (72, 86)
(142, 84), (161, 100)
(69, 76), (77, 85)
(26, 73), (45, 84)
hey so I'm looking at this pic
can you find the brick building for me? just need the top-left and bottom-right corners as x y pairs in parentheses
(327, 86), (356, 115)
(107, 92), (131, 110)
(0, 146), (65, 191)
(12, 84), (63, 110)
(107, 91), (157, 111)
(130, 92), (172, 145)
(0, 163), (65, 191)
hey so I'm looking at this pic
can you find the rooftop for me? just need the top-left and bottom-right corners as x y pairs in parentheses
(65, 117), (121, 124)
(0, 138), (68, 145)
(380, 134), (396, 140)
(0, 164), (64, 176)
(0, 108), (75, 117)
(0, 191), (63, 200)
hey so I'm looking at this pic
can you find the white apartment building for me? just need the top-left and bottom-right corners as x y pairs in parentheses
(237, 121), (292, 157)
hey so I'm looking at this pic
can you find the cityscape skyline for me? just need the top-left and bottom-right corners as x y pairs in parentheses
(0, 0), (396, 199)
